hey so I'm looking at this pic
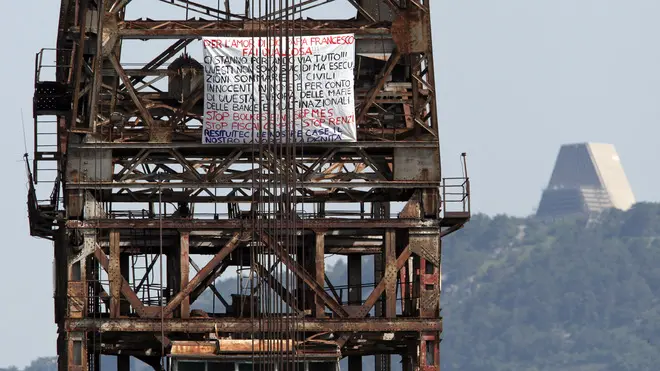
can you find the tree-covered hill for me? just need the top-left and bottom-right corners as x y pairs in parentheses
(6, 203), (660, 371)
(441, 203), (660, 371)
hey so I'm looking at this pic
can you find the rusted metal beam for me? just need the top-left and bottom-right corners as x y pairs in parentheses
(357, 246), (411, 317)
(325, 274), (343, 305)
(253, 262), (300, 314)
(347, 250), (363, 371)
(120, 253), (131, 315)
(116, 20), (391, 38)
(157, 0), (246, 20)
(382, 0), (402, 13)
(127, 39), (193, 87)
(189, 260), (229, 308)
(69, 0), (89, 132)
(171, 340), (299, 356)
(66, 180), (439, 190)
(384, 229), (397, 318)
(348, 254), (362, 306)
(66, 318), (441, 333)
(92, 280), (112, 309)
(303, 148), (338, 181)
(94, 246), (149, 318)
(179, 232), (190, 318)
(357, 49), (402, 125)
(105, 152), (401, 184)
(68, 219), (440, 230)
(373, 239), (391, 371)
(336, 244), (413, 347)
(109, 230), (121, 318)
(116, 149), (150, 181)
(347, 0), (376, 22)
(326, 247), (382, 255)
(171, 89), (203, 128)
(205, 149), (243, 182)
(260, 232), (348, 318)
(249, 259), (278, 297)
(162, 233), (242, 317)
(95, 192), (406, 204)
(134, 254), (159, 293)
(108, 54), (155, 127)
(70, 141), (438, 150)
(109, 0), (131, 14)
(88, 38), (104, 129)
(315, 231), (326, 318)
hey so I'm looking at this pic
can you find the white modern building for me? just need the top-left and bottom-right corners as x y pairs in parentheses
(536, 143), (636, 217)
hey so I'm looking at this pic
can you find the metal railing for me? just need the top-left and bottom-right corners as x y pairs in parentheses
(441, 177), (470, 215)
(34, 48), (71, 84)
(99, 210), (406, 221)
(32, 48), (72, 184)
(25, 155), (62, 240)
(441, 153), (471, 216)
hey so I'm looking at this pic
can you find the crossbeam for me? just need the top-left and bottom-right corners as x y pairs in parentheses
(69, 141), (438, 150)
(66, 180), (440, 190)
(115, 20), (392, 38)
(66, 318), (441, 333)
(162, 233), (242, 317)
(68, 219), (440, 230)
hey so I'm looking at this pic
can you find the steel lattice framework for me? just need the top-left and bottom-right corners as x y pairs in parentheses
(27, 1), (470, 371)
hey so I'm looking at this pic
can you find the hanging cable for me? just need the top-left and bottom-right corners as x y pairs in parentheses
(159, 180), (165, 371)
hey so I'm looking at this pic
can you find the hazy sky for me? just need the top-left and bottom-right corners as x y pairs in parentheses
(2, 0), (660, 367)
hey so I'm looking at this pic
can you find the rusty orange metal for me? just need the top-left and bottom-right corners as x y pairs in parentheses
(170, 339), (300, 356)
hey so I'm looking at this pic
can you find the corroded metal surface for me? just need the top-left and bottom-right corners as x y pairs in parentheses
(170, 340), (300, 355)
(66, 318), (442, 333)
(27, 1), (471, 370)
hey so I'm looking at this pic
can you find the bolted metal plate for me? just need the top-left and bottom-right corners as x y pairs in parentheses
(409, 229), (440, 266)
(66, 150), (113, 182)
(67, 282), (86, 318)
(393, 147), (440, 181)
(102, 13), (119, 56)
(149, 120), (173, 143)
(392, 10), (430, 54)
(399, 193), (422, 219)
(68, 231), (96, 264)
(421, 288), (440, 313)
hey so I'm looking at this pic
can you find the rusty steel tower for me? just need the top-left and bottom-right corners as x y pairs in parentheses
(27, 1), (470, 371)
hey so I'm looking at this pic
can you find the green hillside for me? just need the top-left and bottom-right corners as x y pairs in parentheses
(441, 203), (660, 371)
(5, 203), (660, 371)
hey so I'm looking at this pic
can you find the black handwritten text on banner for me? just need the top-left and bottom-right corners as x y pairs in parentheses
(202, 35), (357, 144)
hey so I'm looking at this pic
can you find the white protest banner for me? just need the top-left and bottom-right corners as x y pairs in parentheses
(202, 34), (356, 144)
